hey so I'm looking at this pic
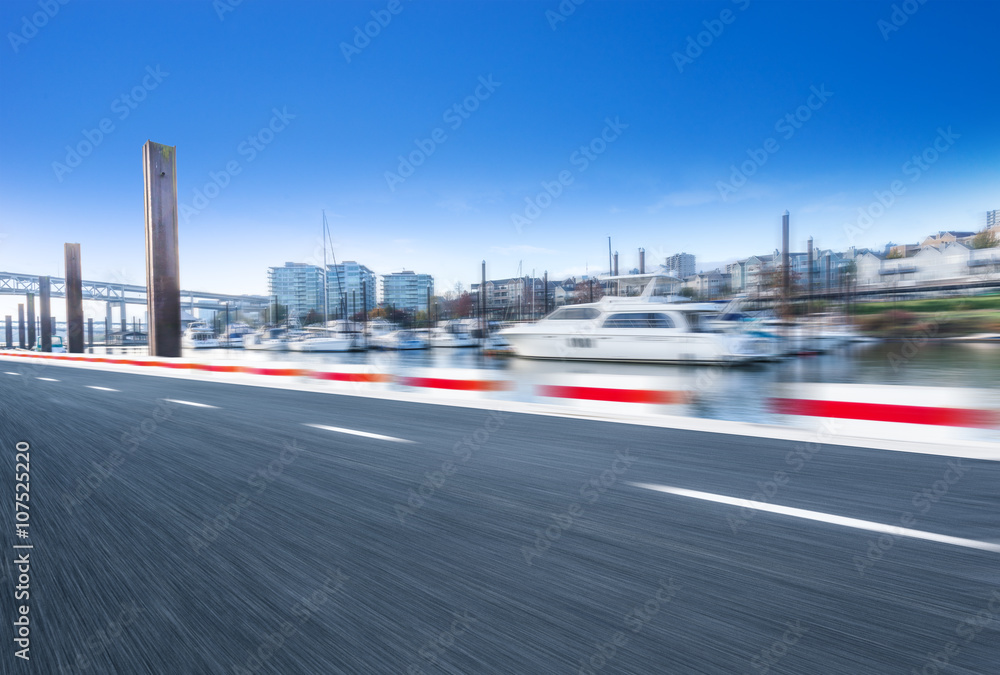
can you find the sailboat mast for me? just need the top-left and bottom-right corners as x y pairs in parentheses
(322, 210), (329, 325)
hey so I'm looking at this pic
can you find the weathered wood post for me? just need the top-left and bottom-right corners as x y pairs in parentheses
(87, 319), (94, 351)
(143, 141), (182, 357)
(26, 293), (35, 350)
(38, 277), (51, 352)
(4, 316), (11, 349)
(17, 304), (25, 349)
(65, 243), (84, 353)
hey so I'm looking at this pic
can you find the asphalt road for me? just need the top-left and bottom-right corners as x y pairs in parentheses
(1, 362), (998, 674)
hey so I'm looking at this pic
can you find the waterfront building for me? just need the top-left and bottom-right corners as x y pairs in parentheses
(381, 271), (434, 313)
(327, 261), (377, 318)
(267, 263), (324, 321)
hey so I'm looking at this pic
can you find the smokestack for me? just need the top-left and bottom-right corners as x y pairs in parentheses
(782, 211), (790, 301)
(639, 248), (645, 274)
(613, 251), (619, 277)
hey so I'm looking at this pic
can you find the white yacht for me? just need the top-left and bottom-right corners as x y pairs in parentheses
(182, 322), (220, 349)
(499, 275), (770, 364)
(375, 329), (428, 351)
(220, 322), (252, 348)
(429, 321), (477, 348)
(288, 325), (357, 352)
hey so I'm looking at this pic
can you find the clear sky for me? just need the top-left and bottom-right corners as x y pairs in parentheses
(1, 0), (998, 315)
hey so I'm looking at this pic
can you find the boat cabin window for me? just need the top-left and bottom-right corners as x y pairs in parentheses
(602, 313), (675, 329)
(546, 307), (601, 320)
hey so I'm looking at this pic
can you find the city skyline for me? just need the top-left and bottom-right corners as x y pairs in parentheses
(2, 1), (999, 310)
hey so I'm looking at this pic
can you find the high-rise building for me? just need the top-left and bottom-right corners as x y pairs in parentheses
(326, 261), (377, 318)
(663, 252), (696, 279)
(988, 209), (999, 231)
(267, 263), (324, 321)
(381, 271), (434, 313)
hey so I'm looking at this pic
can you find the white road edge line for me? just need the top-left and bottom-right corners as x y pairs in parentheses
(630, 482), (1000, 553)
(304, 423), (413, 444)
(36, 377), (59, 381)
(162, 398), (219, 409)
(86, 386), (120, 392)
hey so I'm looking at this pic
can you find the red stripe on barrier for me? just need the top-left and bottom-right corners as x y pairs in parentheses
(312, 371), (392, 383)
(398, 376), (513, 392)
(536, 385), (687, 405)
(769, 398), (999, 429)
(242, 367), (309, 377)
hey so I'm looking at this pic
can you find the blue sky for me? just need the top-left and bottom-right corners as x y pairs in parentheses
(1, 0), (998, 311)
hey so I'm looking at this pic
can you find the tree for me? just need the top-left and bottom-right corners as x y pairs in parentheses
(678, 287), (697, 299)
(886, 249), (904, 259)
(971, 228), (999, 250)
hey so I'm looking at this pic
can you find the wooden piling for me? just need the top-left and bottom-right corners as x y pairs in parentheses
(143, 140), (182, 357)
(65, 243), (84, 353)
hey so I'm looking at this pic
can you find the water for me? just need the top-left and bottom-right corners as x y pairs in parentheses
(85, 342), (1000, 434)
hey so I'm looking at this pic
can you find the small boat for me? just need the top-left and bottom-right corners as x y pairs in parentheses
(243, 325), (299, 350)
(429, 321), (477, 348)
(182, 322), (220, 349)
(33, 335), (67, 353)
(220, 322), (253, 348)
(288, 325), (356, 352)
(107, 331), (148, 347)
(375, 329), (428, 350)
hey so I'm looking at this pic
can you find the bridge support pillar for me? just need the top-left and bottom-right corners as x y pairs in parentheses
(65, 243), (84, 353)
(39, 276), (51, 352)
(17, 304), (25, 349)
(26, 293), (35, 350)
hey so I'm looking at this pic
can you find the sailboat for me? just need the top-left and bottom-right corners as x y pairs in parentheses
(289, 210), (357, 352)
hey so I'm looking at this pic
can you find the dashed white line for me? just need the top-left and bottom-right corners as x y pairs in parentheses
(36, 377), (59, 382)
(304, 423), (413, 443)
(5, 372), (21, 376)
(86, 386), (120, 392)
(631, 483), (1000, 553)
(162, 398), (219, 409)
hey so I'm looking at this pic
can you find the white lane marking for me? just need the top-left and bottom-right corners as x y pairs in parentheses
(86, 386), (120, 392)
(36, 377), (59, 381)
(163, 398), (219, 409)
(304, 423), (413, 444)
(631, 483), (1000, 553)
(5, 372), (21, 375)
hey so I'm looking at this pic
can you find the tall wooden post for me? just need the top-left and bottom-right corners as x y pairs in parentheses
(782, 210), (790, 306)
(17, 305), (25, 349)
(39, 277), (51, 352)
(543, 271), (549, 314)
(87, 319), (94, 350)
(65, 243), (84, 352)
(4, 316), (11, 349)
(26, 293), (35, 350)
(143, 141), (182, 357)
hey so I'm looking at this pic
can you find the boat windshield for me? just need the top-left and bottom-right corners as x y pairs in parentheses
(545, 307), (601, 321)
(603, 312), (675, 329)
(684, 312), (723, 333)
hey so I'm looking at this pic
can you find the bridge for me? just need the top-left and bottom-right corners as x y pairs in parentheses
(0, 270), (270, 313)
